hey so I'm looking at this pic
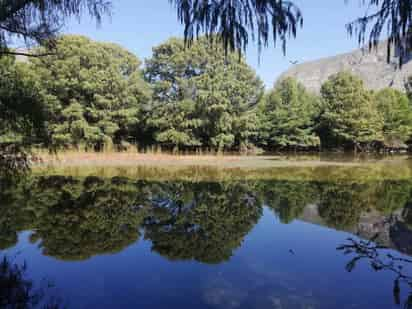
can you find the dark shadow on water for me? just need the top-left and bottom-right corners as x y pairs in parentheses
(0, 255), (64, 309)
(338, 234), (412, 308)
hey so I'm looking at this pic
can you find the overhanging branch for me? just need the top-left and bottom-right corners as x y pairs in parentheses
(0, 50), (54, 57)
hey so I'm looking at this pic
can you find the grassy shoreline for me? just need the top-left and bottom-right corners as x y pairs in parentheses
(32, 151), (412, 181)
(35, 151), (410, 168)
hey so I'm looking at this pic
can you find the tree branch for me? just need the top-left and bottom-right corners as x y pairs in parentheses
(0, 50), (54, 57)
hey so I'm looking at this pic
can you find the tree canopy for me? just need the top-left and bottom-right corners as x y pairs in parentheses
(319, 72), (384, 151)
(257, 77), (320, 150)
(374, 88), (412, 148)
(2, 38), (412, 154)
(30, 35), (151, 150)
(0, 55), (47, 174)
(0, 0), (110, 57)
(144, 37), (263, 151)
(0, 56), (46, 146)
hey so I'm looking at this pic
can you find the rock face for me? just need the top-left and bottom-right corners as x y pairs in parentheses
(278, 42), (412, 93)
(299, 204), (412, 255)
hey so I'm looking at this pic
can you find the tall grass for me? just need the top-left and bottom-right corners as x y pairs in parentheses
(32, 145), (260, 159)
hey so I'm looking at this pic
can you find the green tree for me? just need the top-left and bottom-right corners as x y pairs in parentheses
(144, 37), (263, 151)
(0, 56), (47, 174)
(374, 88), (412, 149)
(258, 77), (320, 150)
(31, 35), (151, 150)
(319, 72), (384, 151)
(0, 57), (46, 145)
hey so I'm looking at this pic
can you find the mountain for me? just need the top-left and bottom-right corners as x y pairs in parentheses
(298, 203), (412, 256)
(278, 41), (412, 93)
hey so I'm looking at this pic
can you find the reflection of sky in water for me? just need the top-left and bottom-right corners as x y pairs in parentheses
(3, 206), (407, 309)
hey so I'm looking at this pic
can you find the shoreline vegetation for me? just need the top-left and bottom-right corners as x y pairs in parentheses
(4, 35), (412, 164)
(33, 151), (412, 182)
(35, 150), (409, 167)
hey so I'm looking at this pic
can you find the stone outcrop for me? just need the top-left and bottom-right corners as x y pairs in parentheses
(299, 204), (412, 256)
(278, 41), (412, 93)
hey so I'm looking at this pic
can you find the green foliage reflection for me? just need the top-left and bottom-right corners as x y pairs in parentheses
(2, 174), (412, 261)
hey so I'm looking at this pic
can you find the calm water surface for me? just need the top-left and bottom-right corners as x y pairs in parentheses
(2, 163), (412, 308)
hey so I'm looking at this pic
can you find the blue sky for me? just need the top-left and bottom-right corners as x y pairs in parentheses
(64, 1), (368, 87)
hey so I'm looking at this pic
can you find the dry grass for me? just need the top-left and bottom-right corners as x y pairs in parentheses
(30, 150), (412, 181)
(33, 149), (412, 170)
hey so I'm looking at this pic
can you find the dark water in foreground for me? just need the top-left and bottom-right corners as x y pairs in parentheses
(2, 168), (412, 308)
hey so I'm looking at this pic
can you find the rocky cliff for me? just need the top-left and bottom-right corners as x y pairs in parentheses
(299, 203), (412, 256)
(278, 42), (412, 93)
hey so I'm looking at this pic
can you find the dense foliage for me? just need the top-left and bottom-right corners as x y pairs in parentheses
(257, 77), (320, 150)
(2, 34), (412, 153)
(319, 72), (384, 151)
(0, 57), (45, 145)
(0, 56), (47, 174)
(144, 37), (263, 151)
(255, 72), (412, 152)
(29, 35), (151, 150)
(374, 88), (412, 148)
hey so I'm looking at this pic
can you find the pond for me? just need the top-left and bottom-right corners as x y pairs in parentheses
(2, 161), (412, 308)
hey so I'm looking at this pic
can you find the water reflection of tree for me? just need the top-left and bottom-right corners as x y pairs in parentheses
(0, 176), (149, 260)
(318, 183), (367, 229)
(0, 255), (62, 309)
(261, 181), (318, 223)
(338, 236), (412, 308)
(0, 177), (263, 263)
(372, 181), (411, 215)
(0, 177), (34, 250)
(318, 180), (412, 230)
(260, 180), (412, 229)
(143, 182), (263, 263)
(28, 176), (148, 260)
(3, 175), (412, 261)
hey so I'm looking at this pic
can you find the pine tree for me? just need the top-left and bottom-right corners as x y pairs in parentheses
(144, 37), (264, 151)
(374, 88), (412, 149)
(319, 72), (384, 151)
(31, 35), (151, 150)
(258, 77), (320, 150)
